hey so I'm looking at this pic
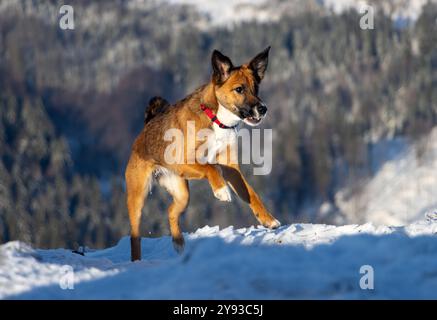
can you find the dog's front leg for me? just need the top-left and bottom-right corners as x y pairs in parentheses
(175, 164), (232, 202)
(219, 163), (281, 229)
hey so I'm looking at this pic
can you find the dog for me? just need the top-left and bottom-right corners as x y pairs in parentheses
(125, 47), (280, 261)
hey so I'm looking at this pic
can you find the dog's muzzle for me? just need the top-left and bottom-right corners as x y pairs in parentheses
(240, 103), (268, 126)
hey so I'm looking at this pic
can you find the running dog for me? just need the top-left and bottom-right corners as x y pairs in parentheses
(125, 47), (280, 261)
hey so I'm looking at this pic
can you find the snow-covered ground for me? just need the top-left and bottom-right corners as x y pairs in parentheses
(1, 218), (437, 299)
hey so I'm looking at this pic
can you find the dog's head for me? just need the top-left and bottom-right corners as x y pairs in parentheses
(211, 47), (270, 126)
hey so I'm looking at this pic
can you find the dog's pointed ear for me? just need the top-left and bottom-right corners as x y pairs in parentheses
(248, 46), (270, 82)
(211, 50), (234, 84)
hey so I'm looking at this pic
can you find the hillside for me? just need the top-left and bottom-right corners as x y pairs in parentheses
(336, 128), (437, 225)
(1, 0), (437, 249)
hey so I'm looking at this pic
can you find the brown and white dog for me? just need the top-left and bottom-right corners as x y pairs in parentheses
(125, 47), (280, 261)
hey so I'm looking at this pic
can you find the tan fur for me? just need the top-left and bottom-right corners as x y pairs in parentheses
(125, 49), (279, 261)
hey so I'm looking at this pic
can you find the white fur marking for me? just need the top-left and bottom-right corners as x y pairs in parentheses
(214, 185), (232, 202)
(216, 104), (241, 127)
(206, 104), (241, 162)
(155, 166), (181, 196)
(266, 219), (281, 229)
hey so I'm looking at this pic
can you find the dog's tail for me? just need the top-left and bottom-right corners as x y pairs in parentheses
(144, 96), (170, 124)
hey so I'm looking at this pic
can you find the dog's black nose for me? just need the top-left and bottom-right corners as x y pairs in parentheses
(257, 104), (268, 115)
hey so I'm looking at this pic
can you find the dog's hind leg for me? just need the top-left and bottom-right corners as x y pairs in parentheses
(125, 153), (154, 261)
(159, 172), (190, 254)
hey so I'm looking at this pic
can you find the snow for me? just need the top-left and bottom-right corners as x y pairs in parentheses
(156, 0), (278, 28)
(1, 219), (437, 299)
(336, 127), (437, 226)
(150, 0), (437, 28)
(322, 0), (437, 21)
(2, 0), (436, 31)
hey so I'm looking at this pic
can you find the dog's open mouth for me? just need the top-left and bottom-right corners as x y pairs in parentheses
(236, 107), (265, 126)
(243, 116), (262, 126)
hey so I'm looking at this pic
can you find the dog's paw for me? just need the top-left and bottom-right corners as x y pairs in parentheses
(264, 219), (281, 229)
(172, 236), (185, 254)
(214, 186), (232, 202)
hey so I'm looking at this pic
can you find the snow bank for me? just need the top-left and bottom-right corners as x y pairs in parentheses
(1, 220), (437, 299)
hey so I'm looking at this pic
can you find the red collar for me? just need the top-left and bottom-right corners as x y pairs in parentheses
(200, 104), (238, 129)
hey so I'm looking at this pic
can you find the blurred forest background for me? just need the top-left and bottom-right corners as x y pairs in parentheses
(1, 0), (437, 249)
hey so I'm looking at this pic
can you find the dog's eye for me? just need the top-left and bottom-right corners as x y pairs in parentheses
(234, 86), (244, 94)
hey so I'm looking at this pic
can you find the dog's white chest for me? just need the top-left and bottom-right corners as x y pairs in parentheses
(213, 125), (237, 151)
(206, 105), (240, 163)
